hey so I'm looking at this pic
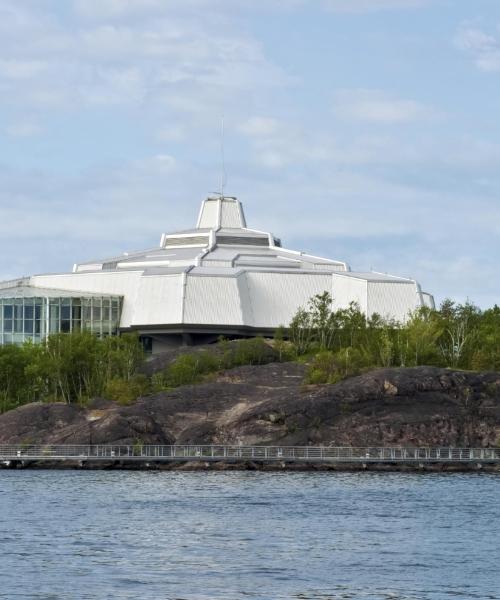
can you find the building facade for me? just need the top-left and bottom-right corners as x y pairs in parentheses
(0, 197), (434, 352)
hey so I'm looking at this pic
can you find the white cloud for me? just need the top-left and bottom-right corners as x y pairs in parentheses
(5, 118), (44, 138)
(155, 125), (186, 142)
(321, 0), (430, 13)
(73, 0), (166, 19)
(455, 26), (500, 72)
(0, 2), (290, 121)
(73, 0), (305, 20)
(239, 117), (280, 137)
(0, 1), (496, 309)
(332, 89), (435, 123)
(0, 59), (48, 80)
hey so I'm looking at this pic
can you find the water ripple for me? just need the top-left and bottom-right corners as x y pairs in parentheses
(0, 471), (499, 599)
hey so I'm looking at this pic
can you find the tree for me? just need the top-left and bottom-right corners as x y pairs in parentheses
(437, 300), (480, 368)
(289, 306), (314, 355)
(471, 305), (500, 370)
(404, 307), (442, 366)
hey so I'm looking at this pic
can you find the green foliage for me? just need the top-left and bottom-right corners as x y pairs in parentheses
(153, 337), (275, 391)
(233, 337), (270, 366)
(1, 295), (498, 414)
(161, 351), (220, 388)
(305, 351), (342, 384)
(273, 326), (295, 362)
(290, 291), (500, 384)
(133, 438), (144, 456)
(335, 346), (370, 377)
(469, 305), (500, 371)
(104, 374), (150, 406)
(0, 331), (145, 412)
(290, 292), (340, 353)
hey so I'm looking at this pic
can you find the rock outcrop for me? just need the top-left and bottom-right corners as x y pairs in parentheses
(0, 364), (499, 448)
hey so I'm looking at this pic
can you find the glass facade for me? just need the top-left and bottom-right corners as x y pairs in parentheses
(0, 295), (122, 345)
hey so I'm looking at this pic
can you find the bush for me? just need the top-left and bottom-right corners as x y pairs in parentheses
(233, 337), (271, 366)
(335, 346), (369, 378)
(272, 326), (296, 362)
(104, 374), (150, 405)
(156, 350), (220, 389)
(0, 331), (145, 411)
(305, 351), (343, 385)
(153, 338), (277, 391)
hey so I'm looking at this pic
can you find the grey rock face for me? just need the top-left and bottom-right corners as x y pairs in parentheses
(0, 364), (498, 448)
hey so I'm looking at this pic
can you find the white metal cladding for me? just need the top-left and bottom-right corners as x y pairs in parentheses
(0, 285), (108, 299)
(236, 272), (255, 325)
(422, 292), (435, 309)
(313, 263), (346, 271)
(75, 263), (103, 273)
(197, 199), (219, 229)
(164, 235), (209, 247)
(183, 275), (243, 325)
(367, 281), (418, 322)
(331, 274), (368, 313)
(216, 235), (269, 246)
(31, 271), (142, 327)
(0, 195), (434, 340)
(132, 274), (183, 325)
(220, 200), (242, 228)
(202, 260), (233, 268)
(234, 254), (301, 268)
(245, 272), (333, 328)
(0, 278), (29, 290)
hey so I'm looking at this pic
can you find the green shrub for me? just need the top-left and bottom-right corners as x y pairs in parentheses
(0, 331), (145, 411)
(104, 374), (150, 405)
(233, 337), (270, 366)
(335, 346), (369, 378)
(272, 326), (296, 362)
(156, 350), (220, 389)
(305, 351), (343, 384)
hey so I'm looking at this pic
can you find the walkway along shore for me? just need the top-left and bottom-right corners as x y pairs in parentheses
(1, 445), (500, 471)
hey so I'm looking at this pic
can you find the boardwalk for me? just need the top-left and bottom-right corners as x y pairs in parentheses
(1, 445), (500, 466)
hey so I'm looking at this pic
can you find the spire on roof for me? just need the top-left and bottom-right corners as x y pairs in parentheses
(196, 196), (247, 230)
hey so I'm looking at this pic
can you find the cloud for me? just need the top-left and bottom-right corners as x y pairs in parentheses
(73, 0), (166, 19)
(155, 125), (186, 142)
(238, 117), (280, 137)
(332, 89), (435, 123)
(0, 0), (496, 310)
(0, 59), (48, 80)
(321, 0), (431, 13)
(0, 1), (290, 120)
(0, 124), (498, 309)
(4, 118), (44, 138)
(73, 0), (305, 20)
(455, 26), (500, 72)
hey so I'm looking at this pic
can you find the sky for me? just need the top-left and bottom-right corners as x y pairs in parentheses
(0, 0), (499, 307)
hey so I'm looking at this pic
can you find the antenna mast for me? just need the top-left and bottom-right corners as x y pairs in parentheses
(220, 115), (227, 198)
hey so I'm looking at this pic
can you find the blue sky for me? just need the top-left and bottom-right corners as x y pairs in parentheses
(0, 0), (499, 306)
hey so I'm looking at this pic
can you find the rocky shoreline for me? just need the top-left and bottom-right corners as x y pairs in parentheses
(0, 362), (499, 472)
(2, 459), (499, 472)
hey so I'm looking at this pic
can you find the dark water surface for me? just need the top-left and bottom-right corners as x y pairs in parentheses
(0, 471), (499, 600)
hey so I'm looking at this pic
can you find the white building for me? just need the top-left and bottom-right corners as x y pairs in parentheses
(0, 196), (434, 352)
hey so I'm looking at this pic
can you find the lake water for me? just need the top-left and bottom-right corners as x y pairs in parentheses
(0, 471), (499, 600)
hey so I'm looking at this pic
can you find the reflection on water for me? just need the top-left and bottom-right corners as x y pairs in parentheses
(0, 471), (499, 599)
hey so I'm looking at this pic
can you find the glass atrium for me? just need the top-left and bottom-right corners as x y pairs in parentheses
(0, 286), (122, 345)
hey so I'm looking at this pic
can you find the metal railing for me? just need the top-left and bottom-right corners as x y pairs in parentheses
(1, 445), (500, 463)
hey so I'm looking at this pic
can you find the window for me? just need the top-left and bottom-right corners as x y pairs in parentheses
(0, 294), (121, 345)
